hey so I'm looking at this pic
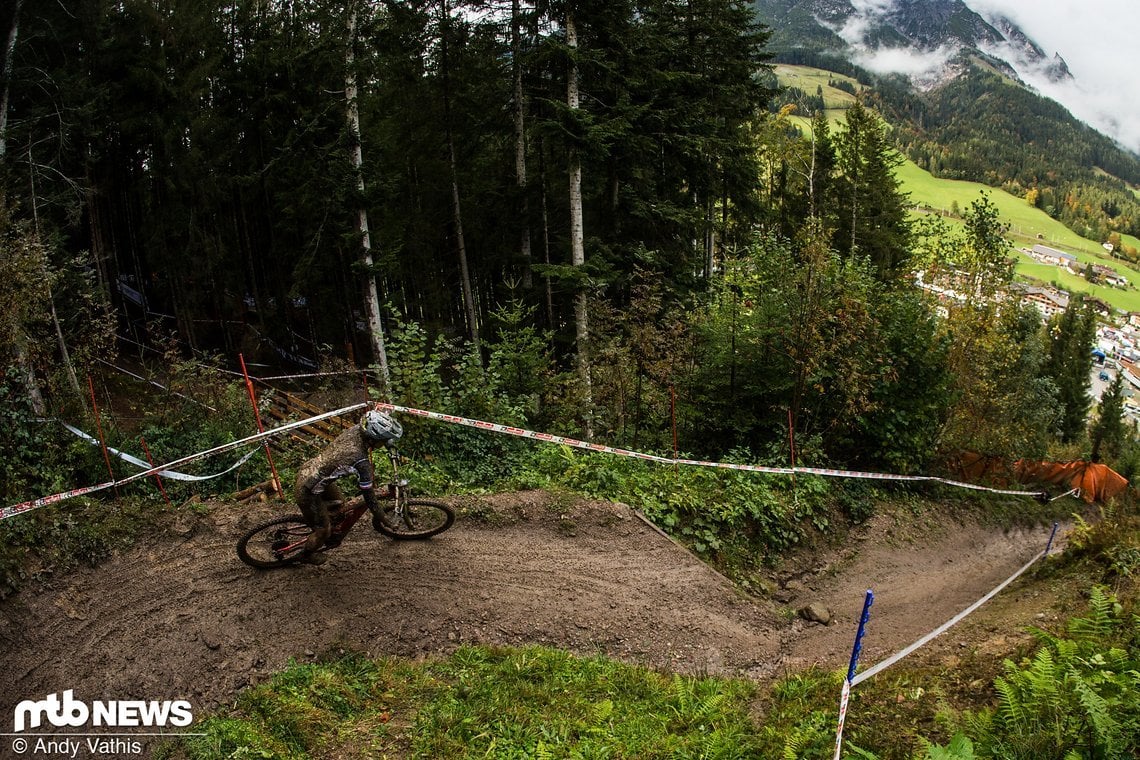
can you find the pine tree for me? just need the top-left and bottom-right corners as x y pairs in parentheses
(1043, 297), (1096, 444)
(1090, 374), (1125, 462)
(833, 99), (912, 281)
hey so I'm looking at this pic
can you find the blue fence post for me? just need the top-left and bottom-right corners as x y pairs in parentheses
(1045, 521), (1059, 555)
(834, 590), (874, 760)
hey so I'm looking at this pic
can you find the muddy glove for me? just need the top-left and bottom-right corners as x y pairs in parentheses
(364, 488), (385, 532)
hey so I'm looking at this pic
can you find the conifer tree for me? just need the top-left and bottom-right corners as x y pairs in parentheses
(1043, 297), (1097, 444)
(1090, 374), (1125, 462)
(834, 100), (912, 281)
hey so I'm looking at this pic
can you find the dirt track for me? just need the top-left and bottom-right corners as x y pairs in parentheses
(0, 490), (1061, 743)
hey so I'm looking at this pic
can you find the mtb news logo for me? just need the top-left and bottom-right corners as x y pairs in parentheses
(13, 690), (193, 732)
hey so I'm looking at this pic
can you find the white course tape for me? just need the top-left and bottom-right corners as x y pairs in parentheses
(60, 422), (260, 481)
(253, 369), (368, 382)
(833, 679), (852, 760)
(372, 403), (1044, 497)
(849, 548), (1045, 687)
(0, 482), (119, 521)
(3, 398), (1044, 522)
(1, 402), (369, 521)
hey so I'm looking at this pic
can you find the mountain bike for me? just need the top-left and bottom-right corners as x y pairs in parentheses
(236, 444), (455, 569)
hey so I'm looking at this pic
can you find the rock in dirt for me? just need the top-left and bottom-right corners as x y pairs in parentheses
(798, 603), (832, 625)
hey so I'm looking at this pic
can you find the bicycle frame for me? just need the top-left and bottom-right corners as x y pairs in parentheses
(235, 441), (454, 567)
(326, 443), (407, 544)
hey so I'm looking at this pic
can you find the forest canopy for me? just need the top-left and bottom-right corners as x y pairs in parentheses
(0, 0), (1131, 485)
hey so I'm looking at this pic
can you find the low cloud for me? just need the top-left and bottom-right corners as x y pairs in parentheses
(850, 44), (959, 82)
(835, 0), (896, 49)
(827, 0), (960, 86)
(818, 0), (1140, 155)
(965, 0), (1140, 155)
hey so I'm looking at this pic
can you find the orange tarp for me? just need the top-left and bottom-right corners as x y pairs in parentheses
(1014, 460), (1129, 504)
(951, 452), (1129, 503)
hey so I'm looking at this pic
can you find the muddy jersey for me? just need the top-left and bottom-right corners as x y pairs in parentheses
(296, 426), (374, 495)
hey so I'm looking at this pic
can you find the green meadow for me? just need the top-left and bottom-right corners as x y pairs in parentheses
(897, 158), (1140, 312)
(774, 64), (1140, 314)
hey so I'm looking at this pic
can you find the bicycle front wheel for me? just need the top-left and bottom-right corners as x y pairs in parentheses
(374, 499), (455, 540)
(236, 515), (315, 568)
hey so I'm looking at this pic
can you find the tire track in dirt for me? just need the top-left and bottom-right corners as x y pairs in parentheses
(0, 494), (780, 722)
(773, 513), (1060, 675)
(0, 492), (1059, 729)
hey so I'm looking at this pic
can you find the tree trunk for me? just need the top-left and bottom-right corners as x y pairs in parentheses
(346, 1), (390, 390)
(0, 0), (22, 162)
(441, 0), (479, 350)
(566, 9), (592, 438)
(2, 0), (42, 414)
(512, 0), (533, 289)
(13, 332), (45, 416)
(539, 142), (555, 327)
(29, 142), (85, 407)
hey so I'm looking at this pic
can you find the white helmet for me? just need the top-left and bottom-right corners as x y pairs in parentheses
(361, 410), (403, 443)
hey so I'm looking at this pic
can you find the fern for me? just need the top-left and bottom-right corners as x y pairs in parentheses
(780, 729), (805, 760)
(670, 674), (693, 716)
(590, 699), (614, 724)
(1068, 586), (1122, 641)
(973, 586), (1140, 759)
(693, 692), (728, 721)
(1071, 676), (1119, 754)
(534, 740), (555, 760)
(918, 732), (977, 760)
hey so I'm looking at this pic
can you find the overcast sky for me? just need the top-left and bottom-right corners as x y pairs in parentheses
(836, 0), (1140, 156)
(964, 0), (1140, 155)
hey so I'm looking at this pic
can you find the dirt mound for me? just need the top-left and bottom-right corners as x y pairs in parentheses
(0, 491), (1062, 731)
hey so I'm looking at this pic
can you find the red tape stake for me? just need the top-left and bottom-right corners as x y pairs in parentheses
(87, 374), (119, 497)
(140, 436), (172, 506)
(239, 353), (283, 497)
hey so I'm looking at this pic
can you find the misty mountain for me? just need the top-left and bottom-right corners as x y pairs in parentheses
(753, 0), (1140, 248)
(752, 0), (1071, 87)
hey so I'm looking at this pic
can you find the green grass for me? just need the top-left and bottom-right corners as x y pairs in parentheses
(775, 64), (863, 111)
(775, 63), (1140, 311)
(775, 64), (861, 133)
(1016, 260), (1140, 312)
(169, 646), (768, 759)
(898, 159), (1098, 250)
(897, 158), (1140, 313)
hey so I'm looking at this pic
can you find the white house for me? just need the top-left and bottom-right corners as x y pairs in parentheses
(1030, 244), (1078, 268)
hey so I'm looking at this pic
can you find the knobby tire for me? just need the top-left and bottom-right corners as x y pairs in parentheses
(374, 499), (455, 540)
(236, 515), (315, 569)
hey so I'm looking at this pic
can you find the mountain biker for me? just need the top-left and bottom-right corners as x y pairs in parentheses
(294, 409), (403, 564)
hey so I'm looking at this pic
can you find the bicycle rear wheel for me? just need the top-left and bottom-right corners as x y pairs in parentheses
(374, 499), (455, 540)
(236, 515), (315, 568)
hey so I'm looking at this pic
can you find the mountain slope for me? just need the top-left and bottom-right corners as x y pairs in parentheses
(752, 0), (1068, 84)
(755, 0), (1140, 246)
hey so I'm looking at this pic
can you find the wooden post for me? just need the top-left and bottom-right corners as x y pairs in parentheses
(670, 385), (679, 474)
(788, 408), (797, 495)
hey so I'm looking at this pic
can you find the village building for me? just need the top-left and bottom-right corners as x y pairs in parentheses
(1029, 244), (1078, 267)
(1014, 284), (1069, 321)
